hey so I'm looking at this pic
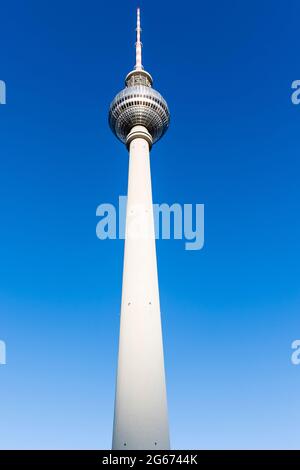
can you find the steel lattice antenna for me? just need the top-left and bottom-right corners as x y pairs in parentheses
(135, 8), (143, 70)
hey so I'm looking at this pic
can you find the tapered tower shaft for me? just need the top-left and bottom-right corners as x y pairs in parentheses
(112, 126), (169, 450)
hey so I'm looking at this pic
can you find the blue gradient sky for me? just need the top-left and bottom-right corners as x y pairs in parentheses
(1, 0), (300, 449)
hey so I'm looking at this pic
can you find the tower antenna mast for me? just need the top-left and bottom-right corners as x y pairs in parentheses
(135, 7), (143, 70)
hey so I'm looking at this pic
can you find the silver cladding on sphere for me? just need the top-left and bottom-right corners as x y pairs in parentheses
(109, 85), (170, 145)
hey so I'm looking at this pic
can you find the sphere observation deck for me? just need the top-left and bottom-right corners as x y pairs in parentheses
(109, 75), (170, 145)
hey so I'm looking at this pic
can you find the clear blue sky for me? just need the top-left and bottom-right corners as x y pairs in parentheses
(0, 0), (300, 450)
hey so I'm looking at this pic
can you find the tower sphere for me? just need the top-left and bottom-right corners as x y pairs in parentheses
(109, 80), (170, 145)
(108, 11), (170, 145)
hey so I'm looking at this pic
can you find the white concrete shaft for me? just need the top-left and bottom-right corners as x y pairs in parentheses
(112, 126), (169, 450)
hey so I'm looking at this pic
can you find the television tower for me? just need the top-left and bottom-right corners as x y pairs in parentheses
(109, 8), (170, 450)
